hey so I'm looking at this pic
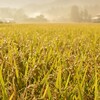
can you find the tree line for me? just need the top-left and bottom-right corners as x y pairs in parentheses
(70, 5), (91, 22)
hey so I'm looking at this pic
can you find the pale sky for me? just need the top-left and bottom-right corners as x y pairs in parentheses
(0, 0), (55, 8)
(0, 0), (99, 8)
(0, 0), (100, 22)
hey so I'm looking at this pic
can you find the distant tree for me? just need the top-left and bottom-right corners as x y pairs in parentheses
(83, 9), (89, 22)
(80, 9), (91, 22)
(70, 5), (81, 22)
(13, 9), (28, 22)
(70, 6), (91, 22)
(35, 14), (48, 22)
(25, 14), (48, 23)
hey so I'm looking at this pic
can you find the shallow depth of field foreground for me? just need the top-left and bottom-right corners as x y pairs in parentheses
(0, 24), (100, 100)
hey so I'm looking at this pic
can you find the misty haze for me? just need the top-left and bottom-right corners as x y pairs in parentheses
(0, 0), (100, 23)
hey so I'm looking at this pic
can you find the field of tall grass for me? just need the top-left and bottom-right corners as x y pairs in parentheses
(0, 24), (100, 100)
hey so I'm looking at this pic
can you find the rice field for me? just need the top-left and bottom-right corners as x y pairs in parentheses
(0, 24), (100, 100)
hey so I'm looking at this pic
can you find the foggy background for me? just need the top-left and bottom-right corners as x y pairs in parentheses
(0, 0), (100, 23)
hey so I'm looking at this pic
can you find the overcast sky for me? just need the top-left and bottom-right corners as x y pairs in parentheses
(0, 0), (55, 8)
(0, 0), (100, 8)
(0, 0), (100, 22)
